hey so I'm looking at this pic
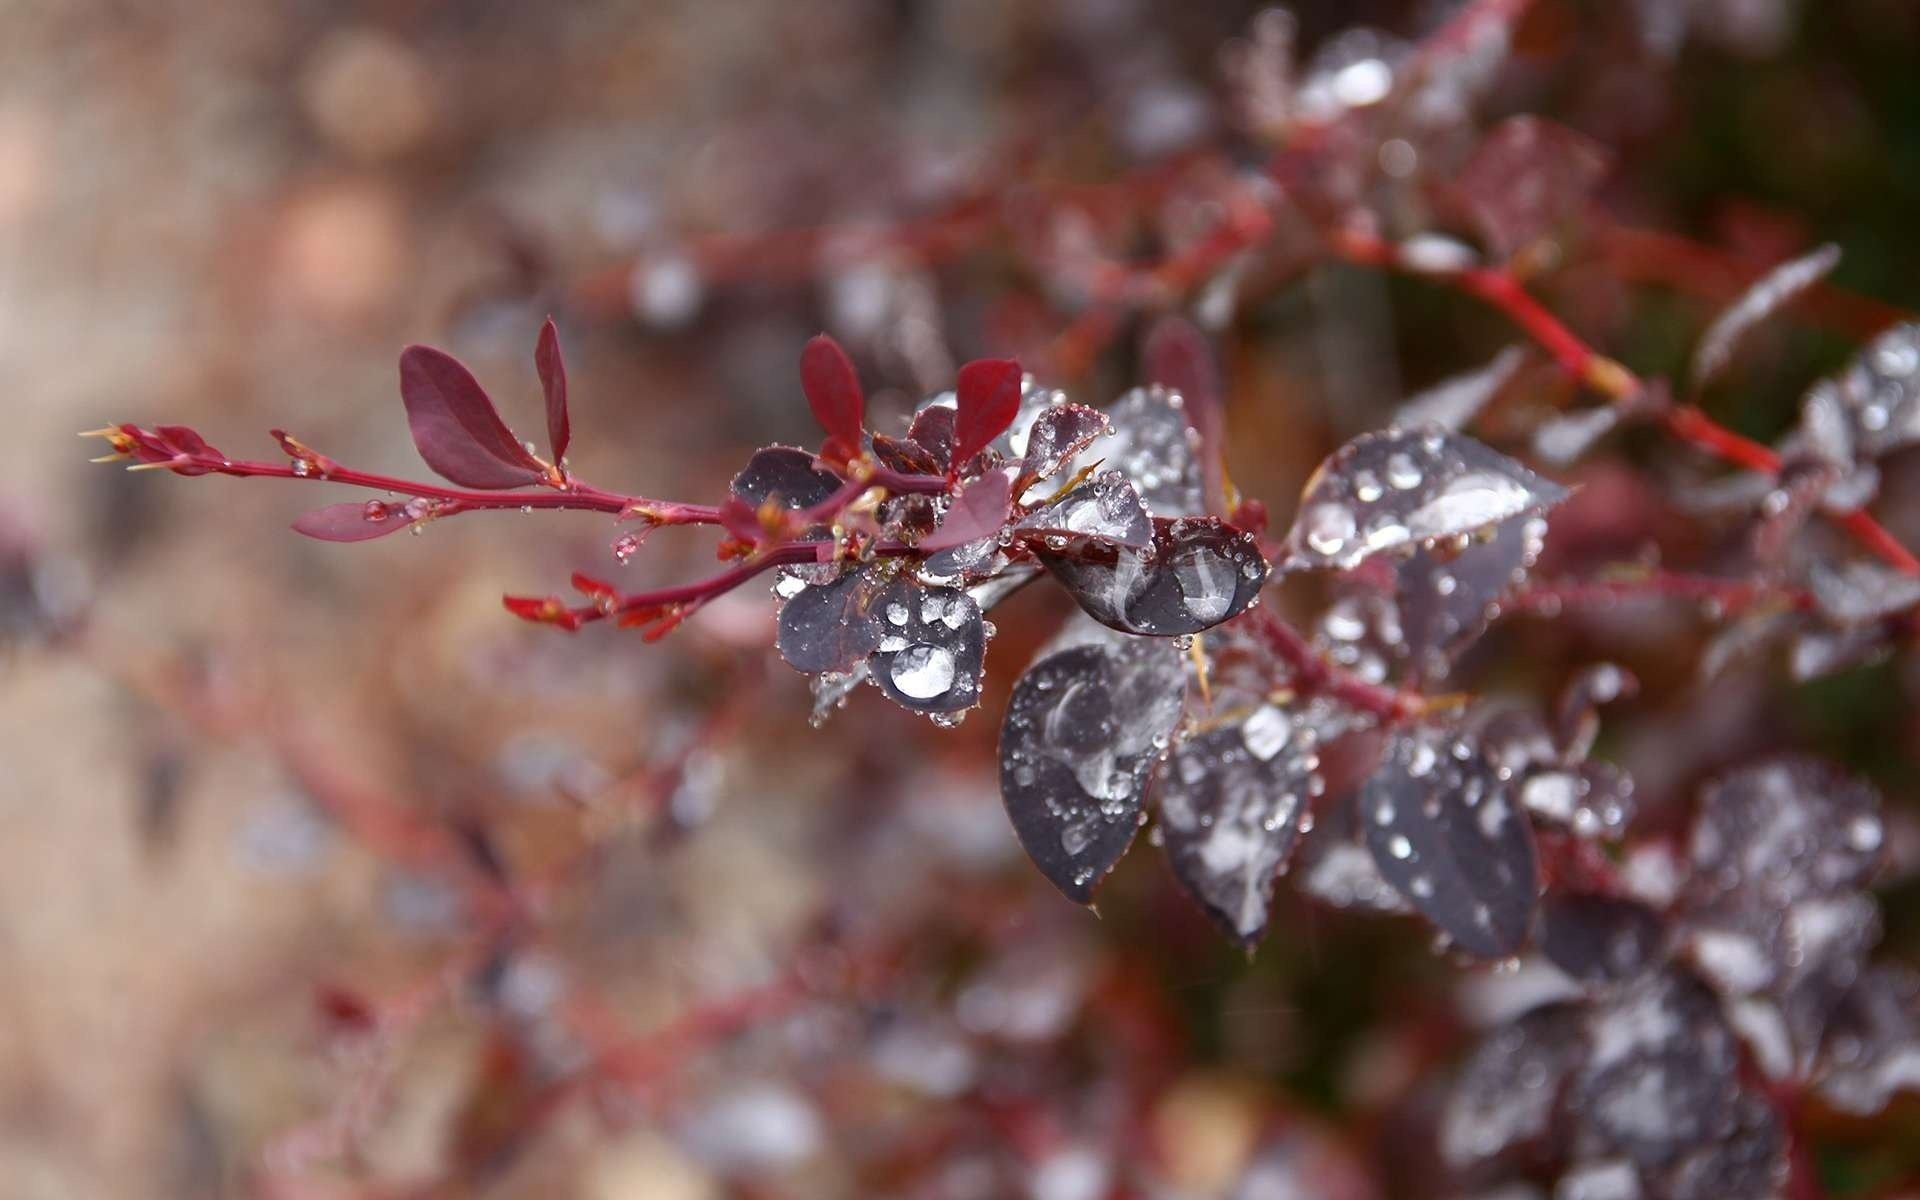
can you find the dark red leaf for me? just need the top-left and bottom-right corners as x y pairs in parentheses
(800, 335), (865, 463)
(952, 358), (1023, 470)
(291, 500), (420, 542)
(398, 345), (546, 489)
(906, 405), (957, 469)
(1445, 116), (1609, 261)
(535, 317), (570, 465)
(920, 470), (1013, 552)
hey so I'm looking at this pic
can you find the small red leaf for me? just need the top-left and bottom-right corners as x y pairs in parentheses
(535, 317), (570, 464)
(952, 358), (1022, 470)
(291, 500), (419, 542)
(921, 469), (1014, 552)
(399, 345), (546, 489)
(503, 593), (583, 630)
(799, 335), (864, 463)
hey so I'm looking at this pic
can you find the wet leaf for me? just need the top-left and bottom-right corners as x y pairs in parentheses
(1361, 721), (1538, 957)
(776, 567), (883, 674)
(1439, 1004), (1584, 1169)
(292, 500), (421, 542)
(398, 345), (546, 489)
(1086, 386), (1205, 518)
(730, 446), (843, 511)
(1294, 790), (1409, 914)
(1660, 1091), (1784, 1200)
(1688, 757), (1883, 908)
(1539, 892), (1664, 984)
(535, 317), (570, 464)
(1572, 969), (1744, 1171)
(1804, 322), (1920, 459)
(1533, 406), (1621, 465)
(1037, 516), (1269, 637)
(1517, 761), (1636, 840)
(800, 334), (865, 462)
(1154, 703), (1322, 945)
(920, 470), (1012, 553)
(952, 358), (1024, 469)
(1394, 345), (1527, 433)
(1015, 404), (1110, 494)
(1691, 243), (1840, 389)
(868, 579), (986, 714)
(1396, 513), (1547, 680)
(871, 432), (941, 476)
(1285, 426), (1569, 571)
(1448, 116), (1609, 260)
(906, 404), (956, 470)
(1816, 964), (1920, 1115)
(999, 633), (1186, 904)
(1808, 559), (1920, 625)
(1554, 664), (1638, 762)
(1016, 471), (1154, 550)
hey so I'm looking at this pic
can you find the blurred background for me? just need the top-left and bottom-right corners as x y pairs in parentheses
(6, 0), (1920, 1196)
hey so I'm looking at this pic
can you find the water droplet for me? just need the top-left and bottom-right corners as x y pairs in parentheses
(889, 643), (956, 700)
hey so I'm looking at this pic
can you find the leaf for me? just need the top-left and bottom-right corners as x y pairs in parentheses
(1154, 704), (1320, 945)
(1538, 892), (1664, 984)
(1532, 406), (1621, 465)
(729, 446), (843, 511)
(800, 334), (865, 463)
(398, 345), (546, 489)
(1808, 559), (1920, 625)
(1806, 322), (1920, 459)
(868, 579), (986, 714)
(1014, 404), (1109, 494)
(1284, 425), (1569, 571)
(870, 432), (941, 476)
(1036, 516), (1268, 637)
(1394, 345), (1527, 433)
(776, 567), (883, 675)
(535, 317), (570, 464)
(291, 500), (421, 542)
(1086, 386), (1205, 518)
(920, 470), (1013, 553)
(1572, 970), (1748, 1173)
(1816, 965), (1920, 1115)
(1687, 757), (1883, 909)
(1691, 244), (1841, 390)
(1516, 762), (1636, 840)
(1554, 663), (1638, 761)
(1395, 512), (1548, 681)
(1439, 1005), (1585, 1170)
(906, 405), (956, 469)
(1361, 721), (1538, 957)
(1448, 116), (1609, 260)
(951, 358), (1023, 470)
(999, 634), (1186, 904)
(1016, 471), (1154, 550)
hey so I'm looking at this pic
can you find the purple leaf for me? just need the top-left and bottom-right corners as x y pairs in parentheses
(1035, 515), (1268, 637)
(1361, 720), (1538, 957)
(1154, 704), (1320, 945)
(952, 358), (1024, 471)
(292, 500), (420, 542)
(730, 446), (843, 511)
(868, 579), (986, 714)
(1439, 1004), (1585, 1170)
(776, 567), (883, 675)
(1014, 404), (1109, 494)
(535, 317), (570, 464)
(1692, 244), (1841, 389)
(398, 345), (546, 489)
(1086, 386), (1204, 518)
(800, 335), (865, 462)
(920, 470), (1013, 553)
(1284, 426), (1570, 571)
(1394, 345), (1527, 433)
(1396, 512), (1548, 681)
(1687, 757), (1883, 909)
(1016, 471), (1154, 550)
(999, 632), (1186, 904)
(1539, 891), (1664, 984)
